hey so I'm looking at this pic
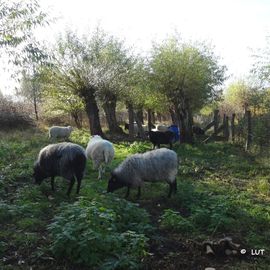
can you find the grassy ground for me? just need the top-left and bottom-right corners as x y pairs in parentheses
(0, 128), (269, 269)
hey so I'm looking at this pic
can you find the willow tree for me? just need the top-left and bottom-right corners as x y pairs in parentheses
(45, 29), (138, 135)
(42, 81), (85, 128)
(43, 30), (105, 135)
(149, 37), (226, 143)
(93, 32), (136, 134)
(18, 70), (43, 120)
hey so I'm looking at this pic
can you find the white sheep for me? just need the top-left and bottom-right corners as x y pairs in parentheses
(107, 148), (178, 198)
(85, 135), (115, 180)
(49, 126), (73, 140)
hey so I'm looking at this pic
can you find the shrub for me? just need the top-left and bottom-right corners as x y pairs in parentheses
(0, 96), (34, 129)
(160, 209), (194, 234)
(48, 195), (152, 269)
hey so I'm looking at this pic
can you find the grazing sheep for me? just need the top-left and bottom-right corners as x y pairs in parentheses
(124, 122), (139, 136)
(49, 126), (73, 140)
(192, 125), (205, 135)
(33, 142), (86, 196)
(107, 148), (178, 198)
(153, 124), (169, 132)
(149, 130), (175, 149)
(86, 135), (115, 180)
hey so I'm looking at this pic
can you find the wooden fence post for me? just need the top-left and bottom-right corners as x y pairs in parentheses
(214, 109), (219, 135)
(245, 110), (252, 151)
(223, 114), (229, 140)
(231, 113), (235, 142)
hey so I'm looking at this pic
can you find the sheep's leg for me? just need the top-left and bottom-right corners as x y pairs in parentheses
(93, 161), (98, 170)
(136, 187), (141, 199)
(67, 177), (75, 197)
(174, 180), (177, 194)
(168, 183), (173, 198)
(169, 143), (172, 149)
(51, 176), (55, 192)
(76, 178), (82, 194)
(98, 166), (102, 180)
(125, 186), (130, 198)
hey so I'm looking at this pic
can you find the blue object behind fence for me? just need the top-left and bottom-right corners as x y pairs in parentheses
(168, 125), (180, 142)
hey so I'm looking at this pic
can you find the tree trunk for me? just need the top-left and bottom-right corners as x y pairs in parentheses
(33, 92), (38, 121)
(151, 111), (156, 124)
(169, 108), (177, 125)
(231, 113), (235, 142)
(134, 111), (145, 138)
(245, 110), (252, 151)
(157, 112), (162, 123)
(223, 114), (229, 140)
(127, 103), (135, 138)
(175, 100), (193, 144)
(71, 111), (82, 129)
(147, 109), (152, 132)
(213, 109), (219, 135)
(82, 90), (103, 136)
(103, 95), (123, 134)
(136, 109), (144, 124)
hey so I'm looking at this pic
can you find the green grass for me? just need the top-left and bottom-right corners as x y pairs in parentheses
(0, 128), (269, 269)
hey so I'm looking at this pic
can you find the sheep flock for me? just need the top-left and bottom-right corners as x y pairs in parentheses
(34, 123), (182, 198)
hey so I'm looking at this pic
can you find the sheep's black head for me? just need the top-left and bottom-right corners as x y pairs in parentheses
(33, 162), (45, 184)
(107, 173), (126, 193)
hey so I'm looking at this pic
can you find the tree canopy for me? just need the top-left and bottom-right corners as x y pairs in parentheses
(0, 0), (49, 65)
(149, 36), (226, 142)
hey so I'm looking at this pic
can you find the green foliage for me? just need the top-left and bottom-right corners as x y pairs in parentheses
(160, 180), (270, 245)
(0, 0), (50, 70)
(48, 195), (152, 269)
(128, 141), (152, 154)
(1, 129), (270, 269)
(149, 36), (226, 111)
(0, 0), (48, 48)
(252, 113), (270, 149)
(224, 80), (252, 111)
(160, 209), (194, 233)
(69, 128), (90, 147)
(0, 201), (13, 222)
(0, 241), (7, 257)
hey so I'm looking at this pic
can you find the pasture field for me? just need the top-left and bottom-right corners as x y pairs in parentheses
(0, 128), (269, 269)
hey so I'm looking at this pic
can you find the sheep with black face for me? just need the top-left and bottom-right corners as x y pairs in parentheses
(149, 130), (175, 149)
(33, 142), (86, 196)
(107, 148), (178, 198)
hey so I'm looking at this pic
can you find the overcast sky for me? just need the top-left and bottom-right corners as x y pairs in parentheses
(1, 0), (270, 95)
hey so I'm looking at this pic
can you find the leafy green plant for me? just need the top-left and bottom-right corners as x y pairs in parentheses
(48, 195), (152, 269)
(160, 209), (194, 234)
(128, 141), (151, 154)
(0, 201), (13, 222)
(69, 128), (90, 147)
